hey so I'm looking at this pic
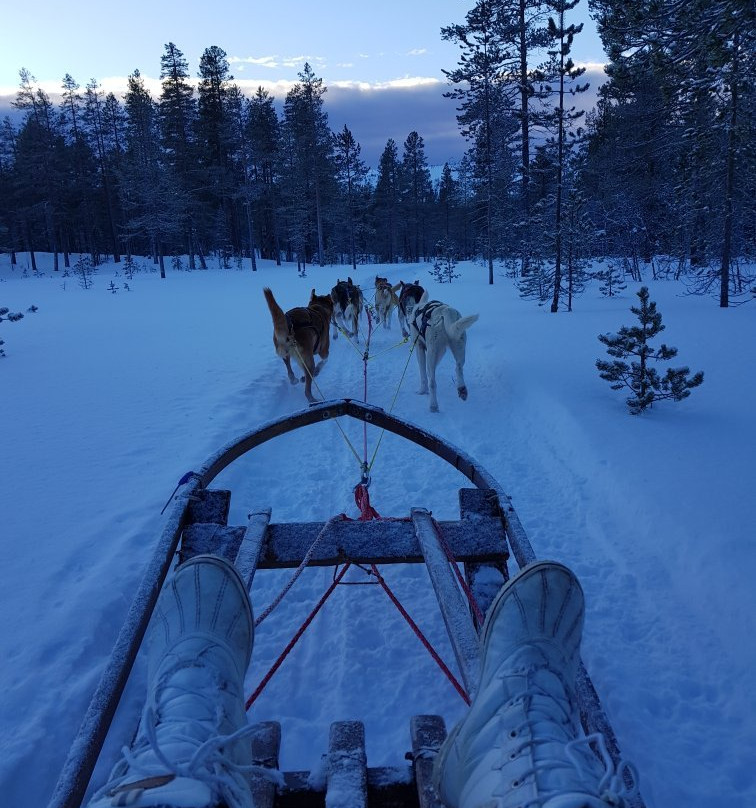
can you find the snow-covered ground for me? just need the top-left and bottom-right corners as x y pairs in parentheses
(1, 253), (754, 808)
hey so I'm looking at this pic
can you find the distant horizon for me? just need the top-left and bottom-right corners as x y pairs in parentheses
(0, 63), (607, 169)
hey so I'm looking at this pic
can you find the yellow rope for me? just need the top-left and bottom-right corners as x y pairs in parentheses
(367, 331), (420, 472)
(289, 316), (418, 483)
(289, 340), (364, 467)
(335, 323), (366, 359)
(366, 335), (409, 360)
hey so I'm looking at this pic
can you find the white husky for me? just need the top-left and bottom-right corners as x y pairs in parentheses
(409, 293), (479, 412)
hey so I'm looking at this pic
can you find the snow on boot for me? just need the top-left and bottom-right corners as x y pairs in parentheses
(432, 560), (637, 808)
(87, 554), (256, 808)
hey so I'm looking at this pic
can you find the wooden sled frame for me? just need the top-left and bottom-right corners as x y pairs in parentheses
(49, 398), (644, 808)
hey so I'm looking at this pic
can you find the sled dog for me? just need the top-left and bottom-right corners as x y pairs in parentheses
(396, 280), (425, 339)
(410, 292), (479, 412)
(263, 287), (334, 403)
(374, 276), (399, 329)
(330, 277), (363, 340)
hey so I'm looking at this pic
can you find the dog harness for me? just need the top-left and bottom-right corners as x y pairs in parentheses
(286, 307), (327, 353)
(412, 301), (443, 340)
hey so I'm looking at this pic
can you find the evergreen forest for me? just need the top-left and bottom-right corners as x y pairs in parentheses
(0, 0), (753, 307)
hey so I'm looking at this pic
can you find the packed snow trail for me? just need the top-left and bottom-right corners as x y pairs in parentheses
(3, 258), (755, 808)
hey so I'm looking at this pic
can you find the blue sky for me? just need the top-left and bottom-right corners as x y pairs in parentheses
(1, 0), (608, 166)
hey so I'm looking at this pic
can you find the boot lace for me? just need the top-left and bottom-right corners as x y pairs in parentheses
(91, 672), (283, 808)
(497, 660), (640, 808)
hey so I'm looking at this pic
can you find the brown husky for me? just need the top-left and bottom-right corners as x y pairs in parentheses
(263, 287), (334, 403)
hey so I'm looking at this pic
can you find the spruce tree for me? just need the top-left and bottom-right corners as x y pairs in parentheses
(246, 87), (281, 263)
(281, 63), (335, 267)
(159, 42), (198, 271)
(400, 131), (433, 262)
(0, 307), (24, 357)
(596, 286), (703, 414)
(430, 237), (460, 283)
(332, 125), (368, 270)
(594, 262), (627, 297)
(442, 0), (510, 284)
(374, 139), (401, 263)
(540, 0), (589, 312)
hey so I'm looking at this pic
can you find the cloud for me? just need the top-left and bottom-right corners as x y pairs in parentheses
(324, 81), (463, 167)
(228, 55), (281, 70)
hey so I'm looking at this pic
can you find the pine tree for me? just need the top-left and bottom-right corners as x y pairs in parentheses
(594, 261), (627, 297)
(121, 69), (176, 263)
(596, 286), (704, 414)
(400, 131), (433, 262)
(0, 306), (24, 357)
(332, 125), (368, 270)
(373, 139), (401, 263)
(430, 237), (461, 283)
(159, 42), (198, 271)
(540, 0), (589, 312)
(246, 87), (281, 263)
(442, 0), (511, 284)
(83, 79), (122, 263)
(13, 69), (64, 271)
(281, 63), (335, 266)
(196, 46), (236, 258)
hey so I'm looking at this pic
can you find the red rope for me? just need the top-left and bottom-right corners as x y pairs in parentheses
(244, 451), (476, 708)
(362, 307), (373, 463)
(350, 491), (469, 703)
(369, 563), (470, 705)
(430, 518), (486, 627)
(245, 562), (352, 710)
(354, 483), (381, 521)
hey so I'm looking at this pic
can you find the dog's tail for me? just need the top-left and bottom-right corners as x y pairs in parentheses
(445, 313), (479, 341)
(263, 287), (290, 342)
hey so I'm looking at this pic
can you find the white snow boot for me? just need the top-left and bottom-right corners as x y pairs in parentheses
(432, 560), (637, 808)
(88, 554), (256, 808)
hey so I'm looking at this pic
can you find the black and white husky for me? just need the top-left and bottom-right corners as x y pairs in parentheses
(330, 278), (363, 340)
(410, 292), (479, 412)
(396, 280), (425, 339)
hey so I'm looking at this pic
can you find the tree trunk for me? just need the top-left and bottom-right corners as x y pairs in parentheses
(550, 23), (566, 314)
(719, 40), (739, 309)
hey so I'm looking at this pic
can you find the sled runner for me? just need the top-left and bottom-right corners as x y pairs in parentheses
(49, 398), (645, 808)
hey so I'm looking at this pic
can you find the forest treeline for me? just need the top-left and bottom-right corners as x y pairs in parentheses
(0, 0), (753, 307)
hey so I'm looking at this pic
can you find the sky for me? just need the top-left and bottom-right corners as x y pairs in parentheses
(0, 0), (609, 166)
(1, 251), (755, 808)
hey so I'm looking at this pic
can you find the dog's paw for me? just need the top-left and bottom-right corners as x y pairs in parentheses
(458, 386), (468, 401)
(430, 403), (440, 413)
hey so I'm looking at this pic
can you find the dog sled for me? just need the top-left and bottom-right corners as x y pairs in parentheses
(49, 398), (645, 808)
